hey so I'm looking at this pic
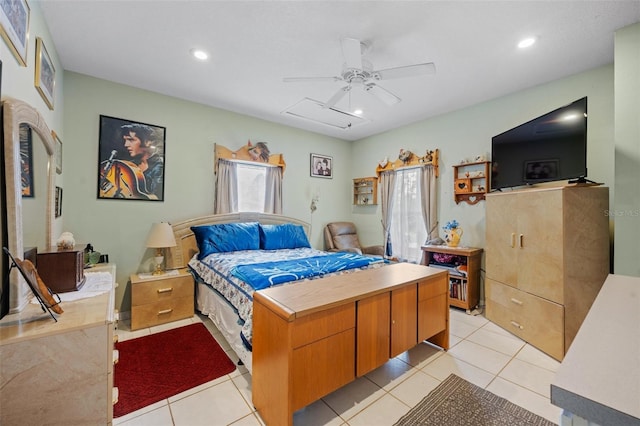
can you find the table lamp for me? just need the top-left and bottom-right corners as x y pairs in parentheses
(145, 222), (177, 275)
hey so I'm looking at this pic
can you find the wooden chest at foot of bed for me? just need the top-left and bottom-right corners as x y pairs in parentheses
(130, 269), (194, 330)
(252, 263), (450, 426)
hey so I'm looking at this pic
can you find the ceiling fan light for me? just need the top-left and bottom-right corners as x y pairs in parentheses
(518, 37), (536, 49)
(190, 48), (209, 61)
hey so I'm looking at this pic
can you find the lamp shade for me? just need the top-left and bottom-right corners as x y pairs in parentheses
(145, 222), (177, 248)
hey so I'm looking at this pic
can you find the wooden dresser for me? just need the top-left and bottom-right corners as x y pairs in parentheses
(252, 263), (449, 426)
(0, 267), (117, 425)
(485, 185), (610, 360)
(130, 269), (194, 330)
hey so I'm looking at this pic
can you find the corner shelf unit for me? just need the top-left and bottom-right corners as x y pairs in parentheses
(421, 245), (483, 313)
(353, 177), (378, 205)
(452, 160), (491, 205)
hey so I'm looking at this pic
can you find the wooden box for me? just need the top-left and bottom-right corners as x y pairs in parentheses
(37, 247), (86, 293)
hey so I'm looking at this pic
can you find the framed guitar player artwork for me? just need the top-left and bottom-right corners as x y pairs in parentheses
(97, 115), (166, 201)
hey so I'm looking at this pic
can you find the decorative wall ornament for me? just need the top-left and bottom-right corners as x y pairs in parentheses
(376, 148), (439, 177)
(214, 141), (286, 173)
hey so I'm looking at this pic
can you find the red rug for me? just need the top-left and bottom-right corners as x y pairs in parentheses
(114, 322), (237, 418)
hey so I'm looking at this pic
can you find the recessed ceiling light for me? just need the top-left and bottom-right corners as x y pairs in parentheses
(518, 37), (536, 49)
(353, 109), (363, 115)
(190, 48), (209, 61)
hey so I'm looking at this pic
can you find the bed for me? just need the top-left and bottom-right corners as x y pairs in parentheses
(167, 213), (386, 372)
(169, 213), (450, 426)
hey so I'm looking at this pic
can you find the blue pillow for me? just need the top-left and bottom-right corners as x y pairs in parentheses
(259, 223), (311, 250)
(191, 222), (260, 259)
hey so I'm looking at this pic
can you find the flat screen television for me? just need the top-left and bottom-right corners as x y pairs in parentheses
(491, 97), (587, 190)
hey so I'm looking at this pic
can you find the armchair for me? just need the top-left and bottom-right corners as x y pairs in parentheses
(324, 222), (384, 257)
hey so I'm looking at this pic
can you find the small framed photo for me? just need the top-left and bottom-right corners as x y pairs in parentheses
(20, 123), (33, 197)
(311, 153), (332, 179)
(34, 37), (55, 110)
(53, 130), (62, 174)
(55, 186), (62, 218)
(98, 115), (166, 201)
(0, 0), (30, 66)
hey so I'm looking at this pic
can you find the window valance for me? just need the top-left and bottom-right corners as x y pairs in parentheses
(376, 148), (439, 177)
(214, 141), (286, 174)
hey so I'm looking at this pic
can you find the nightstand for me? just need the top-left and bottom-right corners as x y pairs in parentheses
(130, 269), (194, 330)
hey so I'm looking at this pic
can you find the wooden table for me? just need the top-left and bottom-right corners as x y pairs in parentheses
(252, 262), (449, 426)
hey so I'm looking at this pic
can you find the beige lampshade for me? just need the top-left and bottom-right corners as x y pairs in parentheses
(145, 222), (177, 248)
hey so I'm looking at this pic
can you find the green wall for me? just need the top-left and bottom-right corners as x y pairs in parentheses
(353, 65), (616, 251)
(614, 23), (640, 276)
(62, 72), (351, 311)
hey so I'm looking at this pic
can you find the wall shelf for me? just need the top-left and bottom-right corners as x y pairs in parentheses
(353, 177), (378, 205)
(452, 160), (491, 205)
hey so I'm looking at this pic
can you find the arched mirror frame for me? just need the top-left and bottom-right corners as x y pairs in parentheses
(3, 97), (56, 312)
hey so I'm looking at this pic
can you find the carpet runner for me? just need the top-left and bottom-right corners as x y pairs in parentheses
(394, 374), (556, 425)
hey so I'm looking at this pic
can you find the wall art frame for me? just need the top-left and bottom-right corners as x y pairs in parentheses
(310, 153), (332, 179)
(34, 37), (55, 110)
(97, 115), (166, 201)
(19, 123), (33, 197)
(0, 0), (30, 66)
(55, 186), (62, 218)
(53, 130), (62, 174)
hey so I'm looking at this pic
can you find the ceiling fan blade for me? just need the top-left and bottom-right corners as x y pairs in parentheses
(365, 83), (401, 106)
(323, 85), (351, 109)
(283, 76), (343, 83)
(374, 62), (436, 80)
(341, 38), (363, 70)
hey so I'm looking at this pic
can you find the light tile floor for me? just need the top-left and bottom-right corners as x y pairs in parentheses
(113, 308), (562, 426)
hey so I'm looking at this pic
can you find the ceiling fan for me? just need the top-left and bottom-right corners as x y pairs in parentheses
(283, 37), (436, 109)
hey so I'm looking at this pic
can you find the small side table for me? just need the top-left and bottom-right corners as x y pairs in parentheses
(421, 245), (483, 313)
(130, 269), (194, 330)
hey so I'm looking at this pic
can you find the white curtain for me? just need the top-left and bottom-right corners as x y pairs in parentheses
(214, 159), (283, 214)
(263, 166), (283, 214)
(379, 171), (396, 258)
(421, 165), (438, 240)
(215, 159), (238, 214)
(387, 165), (437, 263)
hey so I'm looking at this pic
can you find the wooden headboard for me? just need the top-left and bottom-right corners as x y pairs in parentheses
(167, 213), (311, 269)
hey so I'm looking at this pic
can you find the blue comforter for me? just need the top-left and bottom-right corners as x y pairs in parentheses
(231, 252), (381, 290)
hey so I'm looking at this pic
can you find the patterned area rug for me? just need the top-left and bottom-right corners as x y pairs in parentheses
(114, 322), (236, 418)
(394, 374), (557, 426)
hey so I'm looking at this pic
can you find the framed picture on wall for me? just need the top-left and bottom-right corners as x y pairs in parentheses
(310, 153), (332, 179)
(0, 0), (30, 66)
(20, 123), (33, 197)
(55, 186), (62, 218)
(97, 115), (166, 201)
(34, 37), (55, 110)
(53, 130), (62, 174)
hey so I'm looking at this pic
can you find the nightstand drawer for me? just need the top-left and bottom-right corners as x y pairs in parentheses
(131, 295), (194, 329)
(132, 274), (193, 306)
(130, 270), (194, 330)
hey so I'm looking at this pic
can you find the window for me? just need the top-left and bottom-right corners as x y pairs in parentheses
(237, 163), (266, 212)
(389, 167), (428, 263)
(215, 159), (282, 214)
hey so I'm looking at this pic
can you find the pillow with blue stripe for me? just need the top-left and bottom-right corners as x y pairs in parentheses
(191, 222), (260, 259)
(259, 223), (311, 250)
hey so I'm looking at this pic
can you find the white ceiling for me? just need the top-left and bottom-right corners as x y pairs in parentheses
(39, 1), (640, 141)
